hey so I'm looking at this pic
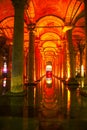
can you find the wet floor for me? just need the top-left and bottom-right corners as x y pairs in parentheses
(0, 77), (87, 130)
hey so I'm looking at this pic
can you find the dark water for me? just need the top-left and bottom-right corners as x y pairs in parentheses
(0, 77), (87, 130)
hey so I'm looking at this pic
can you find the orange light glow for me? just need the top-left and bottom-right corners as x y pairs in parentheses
(27, 0), (35, 21)
(67, 88), (71, 115)
(63, 25), (73, 32)
(67, 67), (70, 79)
(81, 65), (84, 77)
(46, 78), (52, 84)
(0, 0), (85, 87)
(46, 65), (52, 71)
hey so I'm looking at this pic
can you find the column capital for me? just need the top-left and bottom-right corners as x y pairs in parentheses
(28, 23), (36, 31)
(11, 0), (28, 9)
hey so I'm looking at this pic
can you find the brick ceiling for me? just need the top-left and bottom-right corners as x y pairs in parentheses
(0, 0), (85, 60)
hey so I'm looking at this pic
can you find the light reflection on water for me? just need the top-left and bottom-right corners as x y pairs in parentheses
(1, 77), (87, 130)
(39, 77), (83, 120)
(0, 77), (84, 119)
(67, 88), (71, 118)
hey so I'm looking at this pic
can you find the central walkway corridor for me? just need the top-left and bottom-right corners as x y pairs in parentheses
(0, 77), (87, 130)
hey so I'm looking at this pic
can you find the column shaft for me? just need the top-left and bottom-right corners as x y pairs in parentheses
(28, 24), (35, 83)
(84, 0), (87, 76)
(67, 30), (75, 78)
(11, 2), (25, 93)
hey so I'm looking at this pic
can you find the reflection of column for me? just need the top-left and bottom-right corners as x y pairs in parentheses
(11, 0), (26, 93)
(28, 23), (35, 83)
(67, 30), (75, 78)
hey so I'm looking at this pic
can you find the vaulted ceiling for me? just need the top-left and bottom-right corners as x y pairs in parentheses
(0, 0), (85, 62)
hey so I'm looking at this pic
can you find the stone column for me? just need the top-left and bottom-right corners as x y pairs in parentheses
(11, 0), (26, 93)
(67, 30), (75, 78)
(35, 47), (40, 81)
(67, 30), (78, 85)
(84, 0), (87, 77)
(63, 43), (67, 80)
(28, 23), (35, 83)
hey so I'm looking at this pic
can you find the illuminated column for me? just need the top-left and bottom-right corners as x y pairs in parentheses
(11, 0), (26, 93)
(84, 0), (87, 77)
(63, 42), (67, 79)
(61, 52), (63, 78)
(78, 44), (85, 77)
(57, 54), (60, 78)
(57, 56), (59, 77)
(67, 30), (76, 78)
(41, 58), (44, 76)
(53, 57), (56, 76)
(28, 23), (35, 83)
(55, 56), (58, 76)
(8, 45), (12, 77)
(35, 46), (40, 81)
(58, 54), (60, 78)
(24, 48), (28, 82)
(59, 54), (61, 78)
(40, 55), (42, 78)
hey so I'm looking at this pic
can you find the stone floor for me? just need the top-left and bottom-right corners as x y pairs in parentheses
(0, 77), (87, 130)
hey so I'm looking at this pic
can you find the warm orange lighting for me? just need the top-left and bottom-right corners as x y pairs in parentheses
(46, 65), (52, 71)
(28, 0), (35, 21)
(46, 78), (52, 84)
(80, 80), (84, 88)
(67, 67), (70, 79)
(63, 25), (73, 32)
(67, 89), (71, 115)
(81, 65), (84, 77)
(46, 64), (52, 80)
(45, 86), (54, 98)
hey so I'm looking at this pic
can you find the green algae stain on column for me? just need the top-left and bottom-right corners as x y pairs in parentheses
(11, 75), (23, 93)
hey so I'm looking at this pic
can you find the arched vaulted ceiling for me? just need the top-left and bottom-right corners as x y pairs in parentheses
(0, 0), (85, 62)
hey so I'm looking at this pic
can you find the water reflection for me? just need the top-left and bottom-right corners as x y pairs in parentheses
(1, 77), (87, 130)
(67, 88), (71, 117)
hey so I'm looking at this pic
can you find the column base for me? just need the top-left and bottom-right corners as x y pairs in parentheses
(24, 82), (37, 87)
(83, 77), (87, 85)
(65, 78), (79, 89)
(5, 90), (27, 97)
(80, 87), (87, 97)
